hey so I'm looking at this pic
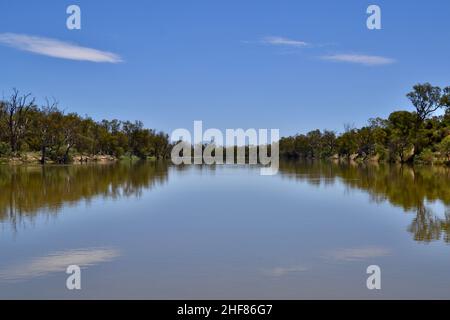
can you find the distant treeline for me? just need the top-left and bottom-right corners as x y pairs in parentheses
(0, 89), (171, 164)
(1, 83), (450, 165)
(279, 83), (450, 164)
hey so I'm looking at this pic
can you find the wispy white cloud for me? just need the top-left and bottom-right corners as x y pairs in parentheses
(321, 54), (395, 66)
(0, 33), (122, 63)
(260, 36), (309, 47)
(0, 247), (120, 281)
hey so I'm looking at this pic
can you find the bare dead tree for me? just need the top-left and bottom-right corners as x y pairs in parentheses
(4, 88), (36, 154)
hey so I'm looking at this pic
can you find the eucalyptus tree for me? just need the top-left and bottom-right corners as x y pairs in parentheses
(2, 89), (36, 154)
(407, 83), (450, 122)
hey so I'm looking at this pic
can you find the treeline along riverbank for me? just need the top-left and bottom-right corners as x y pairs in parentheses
(1, 83), (449, 165)
(0, 89), (172, 164)
(279, 83), (450, 165)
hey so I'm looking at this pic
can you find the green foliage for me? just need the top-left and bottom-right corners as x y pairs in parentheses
(0, 89), (171, 163)
(374, 144), (388, 161)
(280, 83), (450, 163)
(407, 83), (450, 122)
(439, 136), (450, 161)
(1, 84), (449, 165)
(415, 148), (435, 164)
(336, 130), (358, 157)
(0, 142), (11, 156)
(387, 111), (416, 162)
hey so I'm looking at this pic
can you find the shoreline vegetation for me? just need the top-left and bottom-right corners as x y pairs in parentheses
(1, 83), (449, 166)
(280, 83), (450, 166)
(0, 88), (172, 165)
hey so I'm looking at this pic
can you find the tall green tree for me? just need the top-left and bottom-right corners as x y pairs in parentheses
(407, 83), (450, 122)
(387, 111), (416, 162)
(28, 101), (63, 164)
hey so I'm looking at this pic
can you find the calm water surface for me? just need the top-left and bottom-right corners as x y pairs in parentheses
(0, 161), (449, 299)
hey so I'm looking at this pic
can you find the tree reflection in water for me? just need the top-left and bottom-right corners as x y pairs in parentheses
(278, 160), (450, 244)
(1, 160), (449, 243)
(408, 205), (450, 243)
(0, 161), (170, 228)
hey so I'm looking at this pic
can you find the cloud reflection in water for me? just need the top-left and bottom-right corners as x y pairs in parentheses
(0, 247), (120, 281)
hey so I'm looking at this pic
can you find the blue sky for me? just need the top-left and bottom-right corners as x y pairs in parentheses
(1, 0), (449, 136)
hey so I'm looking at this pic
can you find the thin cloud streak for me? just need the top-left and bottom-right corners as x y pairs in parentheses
(261, 36), (309, 47)
(0, 33), (122, 63)
(321, 54), (395, 66)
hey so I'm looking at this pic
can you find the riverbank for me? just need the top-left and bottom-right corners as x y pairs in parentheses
(329, 152), (450, 166)
(0, 152), (118, 165)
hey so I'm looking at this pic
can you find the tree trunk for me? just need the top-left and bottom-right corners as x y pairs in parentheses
(10, 135), (18, 155)
(40, 145), (46, 164)
(63, 146), (72, 164)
